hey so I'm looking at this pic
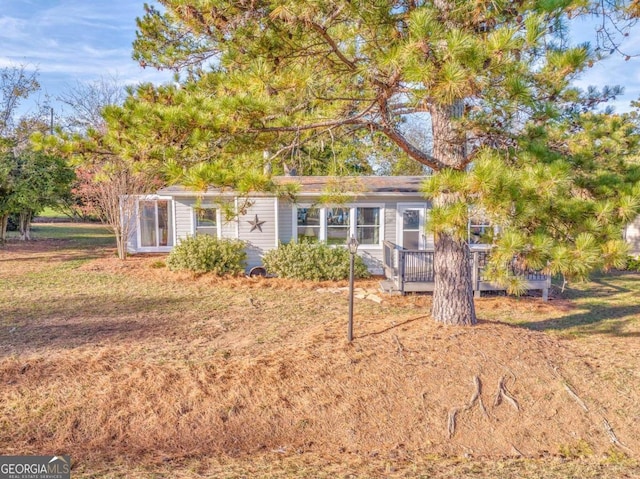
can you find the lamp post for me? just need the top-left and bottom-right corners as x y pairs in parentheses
(347, 235), (359, 342)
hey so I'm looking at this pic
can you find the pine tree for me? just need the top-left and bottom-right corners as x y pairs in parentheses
(112, 0), (640, 325)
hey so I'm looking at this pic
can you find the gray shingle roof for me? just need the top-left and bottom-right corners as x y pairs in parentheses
(158, 176), (427, 196)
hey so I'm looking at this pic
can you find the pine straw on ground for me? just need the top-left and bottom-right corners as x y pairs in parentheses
(1, 240), (639, 477)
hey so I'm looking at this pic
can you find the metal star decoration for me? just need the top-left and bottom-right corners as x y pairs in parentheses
(247, 214), (266, 232)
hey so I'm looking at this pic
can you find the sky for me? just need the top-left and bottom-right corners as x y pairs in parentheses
(2, 0), (640, 119)
(0, 0), (173, 118)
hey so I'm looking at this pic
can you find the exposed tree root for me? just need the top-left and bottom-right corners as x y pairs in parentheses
(392, 334), (405, 358)
(447, 408), (458, 439)
(447, 375), (488, 438)
(563, 381), (589, 412)
(601, 416), (633, 453)
(494, 376), (519, 411)
(468, 375), (481, 408)
(510, 443), (524, 457)
(558, 373), (632, 453)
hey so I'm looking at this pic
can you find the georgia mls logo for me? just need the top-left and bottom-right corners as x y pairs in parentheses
(0, 455), (71, 479)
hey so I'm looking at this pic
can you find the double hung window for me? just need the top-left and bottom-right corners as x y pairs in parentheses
(195, 207), (218, 237)
(295, 205), (382, 247)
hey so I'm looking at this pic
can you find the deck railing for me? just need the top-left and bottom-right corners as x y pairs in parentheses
(383, 241), (436, 292)
(382, 241), (550, 298)
(474, 249), (549, 282)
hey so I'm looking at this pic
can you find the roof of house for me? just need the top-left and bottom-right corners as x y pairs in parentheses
(274, 176), (425, 193)
(158, 176), (427, 197)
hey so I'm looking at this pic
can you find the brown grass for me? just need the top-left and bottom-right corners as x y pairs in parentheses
(1, 225), (639, 477)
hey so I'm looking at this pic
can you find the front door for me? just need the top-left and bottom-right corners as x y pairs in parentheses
(397, 204), (427, 250)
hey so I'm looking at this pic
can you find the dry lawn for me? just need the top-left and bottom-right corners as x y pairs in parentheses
(1, 223), (639, 478)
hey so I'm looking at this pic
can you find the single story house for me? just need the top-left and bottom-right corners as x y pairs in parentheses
(126, 176), (431, 275)
(125, 175), (640, 296)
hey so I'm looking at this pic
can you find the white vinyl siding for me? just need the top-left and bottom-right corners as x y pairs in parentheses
(625, 215), (640, 256)
(174, 199), (194, 243)
(238, 197), (278, 269)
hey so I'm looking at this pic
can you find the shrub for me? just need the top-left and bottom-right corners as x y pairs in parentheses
(626, 255), (640, 272)
(167, 235), (246, 275)
(263, 241), (370, 281)
(6, 213), (19, 232)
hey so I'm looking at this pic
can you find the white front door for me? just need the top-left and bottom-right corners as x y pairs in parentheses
(397, 204), (427, 250)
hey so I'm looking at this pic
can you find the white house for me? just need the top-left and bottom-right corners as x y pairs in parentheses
(126, 176), (430, 274)
(124, 175), (639, 297)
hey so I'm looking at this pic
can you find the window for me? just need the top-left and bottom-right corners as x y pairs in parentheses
(297, 207), (321, 243)
(468, 216), (492, 244)
(356, 207), (380, 245)
(401, 209), (421, 250)
(294, 205), (382, 247)
(195, 207), (218, 236)
(326, 207), (351, 245)
(139, 199), (173, 248)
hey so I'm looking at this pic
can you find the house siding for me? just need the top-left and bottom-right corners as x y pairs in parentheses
(278, 198), (294, 244)
(174, 199), (194, 242)
(124, 202), (138, 251)
(220, 208), (238, 240)
(626, 215), (640, 256)
(125, 184), (439, 275)
(384, 205), (396, 243)
(238, 197), (278, 270)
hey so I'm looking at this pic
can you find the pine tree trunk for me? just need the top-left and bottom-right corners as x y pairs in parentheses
(429, 103), (476, 325)
(432, 230), (477, 325)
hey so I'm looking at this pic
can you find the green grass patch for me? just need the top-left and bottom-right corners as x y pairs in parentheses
(35, 207), (68, 219)
(5, 223), (115, 248)
(512, 273), (640, 338)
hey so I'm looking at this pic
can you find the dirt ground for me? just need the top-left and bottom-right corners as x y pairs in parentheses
(1, 231), (639, 477)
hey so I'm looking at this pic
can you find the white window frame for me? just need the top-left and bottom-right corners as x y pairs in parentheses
(192, 205), (222, 239)
(468, 210), (493, 245)
(135, 196), (174, 252)
(396, 202), (429, 250)
(295, 205), (324, 243)
(292, 204), (384, 249)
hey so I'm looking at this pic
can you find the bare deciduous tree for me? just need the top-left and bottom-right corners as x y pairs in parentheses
(57, 75), (127, 133)
(51, 76), (160, 259)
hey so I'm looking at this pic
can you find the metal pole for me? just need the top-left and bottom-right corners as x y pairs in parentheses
(348, 251), (354, 342)
(50, 107), (54, 134)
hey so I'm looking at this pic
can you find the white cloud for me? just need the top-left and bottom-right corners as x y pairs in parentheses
(4, 1), (640, 118)
(1, 0), (171, 116)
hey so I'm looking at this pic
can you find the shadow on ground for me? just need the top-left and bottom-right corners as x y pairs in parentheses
(517, 303), (640, 337)
(0, 295), (195, 357)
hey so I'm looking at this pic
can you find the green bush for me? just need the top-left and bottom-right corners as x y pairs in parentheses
(263, 241), (370, 281)
(167, 235), (247, 275)
(6, 213), (18, 232)
(626, 255), (640, 272)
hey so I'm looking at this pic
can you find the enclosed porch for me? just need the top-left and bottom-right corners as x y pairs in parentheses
(381, 241), (551, 300)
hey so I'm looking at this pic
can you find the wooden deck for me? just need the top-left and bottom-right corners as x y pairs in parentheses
(382, 241), (550, 300)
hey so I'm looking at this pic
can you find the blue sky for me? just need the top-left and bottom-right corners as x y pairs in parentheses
(1, 0), (640, 118)
(0, 0), (172, 117)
